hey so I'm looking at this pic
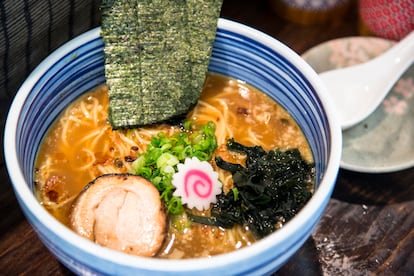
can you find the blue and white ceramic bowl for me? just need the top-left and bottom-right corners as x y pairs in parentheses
(4, 18), (341, 275)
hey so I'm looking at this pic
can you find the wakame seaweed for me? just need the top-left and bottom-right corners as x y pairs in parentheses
(189, 139), (315, 238)
(101, 0), (223, 129)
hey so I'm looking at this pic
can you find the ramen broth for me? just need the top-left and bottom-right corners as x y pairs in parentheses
(34, 73), (313, 259)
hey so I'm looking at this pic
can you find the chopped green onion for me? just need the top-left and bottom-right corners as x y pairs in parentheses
(131, 121), (217, 215)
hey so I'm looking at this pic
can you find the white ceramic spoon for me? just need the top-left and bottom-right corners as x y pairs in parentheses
(319, 31), (414, 130)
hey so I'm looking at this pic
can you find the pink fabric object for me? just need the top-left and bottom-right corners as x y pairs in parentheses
(359, 0), (414, 40)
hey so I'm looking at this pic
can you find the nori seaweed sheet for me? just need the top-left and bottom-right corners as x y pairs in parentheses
(101, 0), (223, 129)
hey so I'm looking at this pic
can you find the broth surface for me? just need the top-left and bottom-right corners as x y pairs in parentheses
(34, 73), (313, 258)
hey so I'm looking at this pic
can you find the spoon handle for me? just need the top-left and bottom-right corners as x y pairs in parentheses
(319, 30), (414, 130)
(353, 30), (414, 126)
(369, 31), (414, 77)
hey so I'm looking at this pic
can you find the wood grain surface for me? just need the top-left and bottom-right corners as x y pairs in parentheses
(1, 1), (413, 275)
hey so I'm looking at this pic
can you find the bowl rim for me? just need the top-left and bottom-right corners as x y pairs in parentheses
(4, 18), (342, 272)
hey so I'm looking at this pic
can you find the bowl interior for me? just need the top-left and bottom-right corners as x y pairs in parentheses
(5, 18), (339, 275)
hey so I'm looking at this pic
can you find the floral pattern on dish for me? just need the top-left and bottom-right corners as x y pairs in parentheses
(383, 77), (414, 116)
(303, 36), (414, 173)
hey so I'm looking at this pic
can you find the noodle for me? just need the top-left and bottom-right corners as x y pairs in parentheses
(34, 73), (312, 259)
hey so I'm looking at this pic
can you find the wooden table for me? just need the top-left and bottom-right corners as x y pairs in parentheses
(1, 1), (413, 275)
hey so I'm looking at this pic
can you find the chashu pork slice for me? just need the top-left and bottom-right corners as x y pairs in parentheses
(70, 174), (166, 257)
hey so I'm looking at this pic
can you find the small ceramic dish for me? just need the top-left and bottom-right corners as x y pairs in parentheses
(303, 36), (414, 173)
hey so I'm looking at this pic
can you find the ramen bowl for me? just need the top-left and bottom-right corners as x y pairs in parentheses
(4, 18), (341, 275)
